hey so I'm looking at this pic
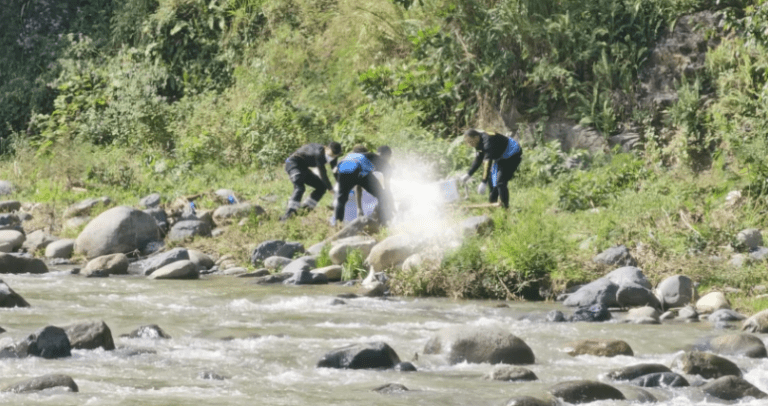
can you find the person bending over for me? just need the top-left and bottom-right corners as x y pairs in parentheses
(281, 141), (342, 221)
(460, 129), (522, 208)
(333, 145), (394, 225)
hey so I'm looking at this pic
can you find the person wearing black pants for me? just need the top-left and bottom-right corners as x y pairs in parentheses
(460, 129), (523, 208)
(281, 141), (342, 221)
(333, 146), (394, 226)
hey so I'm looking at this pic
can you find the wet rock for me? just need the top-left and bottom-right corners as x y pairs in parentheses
(696, 291), (730, 313)
(329, 236), (377, 265)
(593, 246), (637, 267)
(283, 268), (327, 285)
(63, 320), (115, 350)
(280, 256), (316, 275)
(423, 325), (534, 365)
(624, 306), (660, 324)
(83, 253), (129, 277)
(569, 304), (612, 322)
(546, 310), (566, 322)
(187, 249), (214, 272)
(147, 260), (199, 280)
(708, 309), (745, 323)
(394, 362), (417, 372)
(704, 333), (767, 358)
(372, 383), (408, 393)
(0, 253), (47, 274)
(1, 326), (72, 359)
(168, 219), (212, 241)
(502, 396), (556, 406)
(656, 275), (695, 309)
(606, 363), (672, 381)
(0, 229), (24, 251)
(22, 229), (56, 253)
(548, 380), (625, 403)
(1, 374), (78, 393)
(0, 279), (29, 308)
(44, 239), (75, 259)
(264, 256), (292, 270)
(742, 309), (768, 333)
(630, 372), (689, 387)
(198, 370), (226, 380)
(617, 386), (657, 403)
(564, 339), (633, 357)
(562, 278), (619, 308)
(700, 375), (767, 400)
(312, 265), (343, 282)
(366, 234), (423, 273)
(677, 305), (699, 321)
(616, 283), (660, 309)
(486, 365), (538, 381)
(317, 341), (401, 369)
(461, 215), (494, 237)
(123, 324), (171, 339)
(673, 351), (741, 379)
(736, 228), (763, 251)
(75, 206), (161, 258)
(236, 269), (270, 278)
(330, 298), (346, 305)
(252, 273), (292, 284)
(129, 248), (190, 276)
(212, 202), (265, 225)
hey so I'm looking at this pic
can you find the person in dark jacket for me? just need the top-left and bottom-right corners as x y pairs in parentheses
(280, 141), (342, 221)
(332, 145), (394, 225)
(460, 129), (522, 208)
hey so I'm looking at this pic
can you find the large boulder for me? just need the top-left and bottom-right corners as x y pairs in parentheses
(605, 266), (651, 289)
(74, 206), (161, 259)
(569, 304), (612, 322)
(564, 339), (633, 357)
(672, 351), (741, 379)
(168, 219), (211, 241)
(616, 283), (661, 309)
(606, 363), (672, 381)
(548, 380), (625, 404)
(329, 236), (377, 265)
(563, 278), (619, 308)
(0, 253), (47, 274)
(1, 374), (78, 393)
(317, 342), (401, 369)
(423, 325), (534, 365)
(366, 234), (423, 273)
(696, 291), (730, 313)
(0, 279), (30, 308)
(44, 238), (75, 259)
(704, 333), (767, 358)
(593, 246), (637, 267)
(21, 230), (56, 253)
(128, 248), (190, 276)
(743, 309), (768, 333)
(0, 326), (71, 359)
(63, 321), (115, 350)
(250, 240), (305, 265)
(0, 229), (24, 251)
(655, 275), (695, 309)
(187, 249), (214, 271)
(147, 260), (199, 280)
(82, 253), (129, 277)
(700, 375), (767, 401)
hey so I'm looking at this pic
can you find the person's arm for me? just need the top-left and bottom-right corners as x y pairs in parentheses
(354, 185), (364, 217)
(467, 149), (484, 177)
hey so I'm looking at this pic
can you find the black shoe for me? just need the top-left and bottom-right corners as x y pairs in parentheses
(280, 209), (297, 222)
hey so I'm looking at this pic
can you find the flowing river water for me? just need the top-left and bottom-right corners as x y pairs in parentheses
(1, 271), (767, 405)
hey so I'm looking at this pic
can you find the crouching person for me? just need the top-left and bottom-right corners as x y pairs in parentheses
(333, 145), (394, 226)
(281, 141), (342, 221)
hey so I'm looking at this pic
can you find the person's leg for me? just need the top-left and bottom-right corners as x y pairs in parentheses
(282, 160), (306, 220)
(359, 173), (392, 224)
(487, 178), (498, 203)
(495, 152), (522, 208)
(302, 170), (327, 210)
(334, 173), (356, 223)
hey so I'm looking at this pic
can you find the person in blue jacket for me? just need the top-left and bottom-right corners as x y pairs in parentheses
(333, 145), (394, 225)
(460, 129), (522, 208)
(280, 141), (342, 221)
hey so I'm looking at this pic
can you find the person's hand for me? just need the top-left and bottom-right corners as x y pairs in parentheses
(477, 182), (487, 195)
(357, 208), (365, 218)
(459, 174), (471, 184)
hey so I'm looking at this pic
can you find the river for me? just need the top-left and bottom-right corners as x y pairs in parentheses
(0, 271), (766, 405)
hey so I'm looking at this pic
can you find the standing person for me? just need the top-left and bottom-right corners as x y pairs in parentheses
(333, 145), (394, 225)
(280, 141), (342, 221)
(460, 129), (522, 209)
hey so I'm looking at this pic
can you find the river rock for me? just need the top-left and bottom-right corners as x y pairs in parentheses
(212, 202), (265, 225)
(0, 181), (14, 196)
(547, 310), (566, 322)
(252, 273), (292, 284)
(129, 248), (190, 276)
(700, 375), (767, 400)
(366, 234), (422, 273)
(502, 396), (556, 406)
(316, 341), (401, 369)
(677, 305), (699, 321)
(631, 372), (689, 387)
(147, 260), (199, 280)
(696, 291), (730, 313)
(593, 246), (637, 267)
(187, 249), (214, 271)
(624, 306), (660, 324)
(139, 193), (161, 209)
(563, 278), (619, 308)
(616, 386), (657, 403)
(705, 333), (767, 358)
(461, 215), (494, 237)
(168, 219), (211, 241)
(1, 374), (78, 393)
(284, 267), (328, 285)
(616, 283), (661, 309)
(486, 365), (538, 381)
(742, 309), (768, 333)
(63, 196), (111, 218)
(394, 361), (417, 372)
(423, 325), (534, 365)
(45, 238), (75, 258)
(605, 266), (651, 288)
(250, 240), (305, 265)
(0, 253), (48, 274)
(312, 265), (343, 282)
(0, 279), (29, 308)
(21, 229), (56, 253)
(280, 256), (316, 274)
(736, 228), (763, 251)
(0, 326), (72, 359)
(565, 339), (633, 357)
(0, 229), (24, 251)
(123, 324), (171, 339)
(83, 253), (129, 277)
(372, 383), (408, 394)
(75, 206), (161, 258)
(673, 351), (741, 379)
(708, 309), (745, 323)
(655, 275), (695, 309)
(63, 320), (115, 350)
(329, 236), (377, 265)
(606, 363), (672, 381)
(548, 380), (625, 403)
(569, 304), (612, 322)
(264, 256), (292, 270)
(144, 207), (168, 233)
